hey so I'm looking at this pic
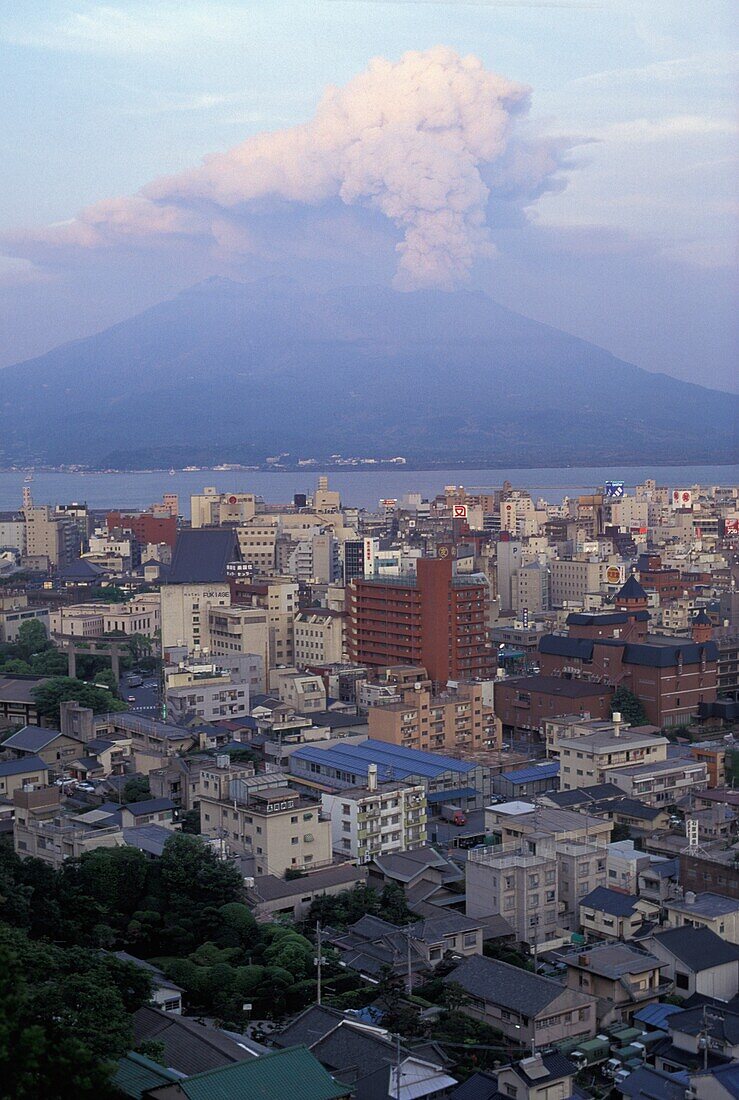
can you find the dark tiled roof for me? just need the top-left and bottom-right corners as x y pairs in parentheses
(580, 886), (640, 917)
(651, 926), (739, 971)
(449, 1070), (499, 1100)
(273, 1005), (345, 1049)
(247, 864), (366, 902)
(168, 527), (240, 584)
(0, 676), (49, 703)
(610, 798), (666, 822)
(515, 1052), (576, 1084)
(617, 574), (648, 602)
(0, 754), (49, 776)
(444, 956), (565, 1016)
(58, 558), (105, 579)
(693, 608), (712, 625)
(669, 1005), (739, 1045)
(121, 797), (175, 815)
(566, 612), (630, 626)
(500, 674), (613, 699)
(132, 1005), (256, 1075)
(619, 1065), (689, 1100)
(3, 724), (64, 751)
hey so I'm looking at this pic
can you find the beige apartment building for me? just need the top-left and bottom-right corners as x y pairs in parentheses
(466, 839), (608, 940)
(605, 757), (708, 805)
(369, 682), (499, 754)
(543, 715), (622, 759)
(24, 505), (75, 569)
(200, 782), (332, 877)
(51, 594), (161, 640)
(165, 669), (250, 725)
(321, 767), (426, 862)
(229, 578), (298, 666)
(206, 605), (269, 673)
(0, 594), (49, 644)
(14, 786), (123, 866)
(466, 848), (559, 944)
(235, 522), (278, 572)
(484, 803), (613, 853)
(294, 608), (345, 667)
(559, 727), (669, 791)
(550, 558), (608, 608)
(190, 489), (257, 528)
(268, 667), (327, 713)
(160, 583), (230, 651)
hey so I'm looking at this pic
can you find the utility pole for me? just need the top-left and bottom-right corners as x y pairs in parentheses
(316, 921), (323, 1006)
(406, 924), (413, 996)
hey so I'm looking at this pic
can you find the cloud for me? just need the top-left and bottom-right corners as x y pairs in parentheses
(594, 115), (737, 142)
(3, 46), (573, 290)
(1, 5), (244, 55)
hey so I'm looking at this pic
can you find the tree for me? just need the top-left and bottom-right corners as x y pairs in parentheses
(158, 834), (243, 950)
(127, 633), (153, 665)
(31, 677), (127, 725)
(611, 686), (648, 727)
(0, 925), (150, 1100)
(0, 658), (32, 675)
(15, 619), (50, 662)
(180, 809), (201, 834)
(28, 649), (69, 676)
(123, 776), (151, 804)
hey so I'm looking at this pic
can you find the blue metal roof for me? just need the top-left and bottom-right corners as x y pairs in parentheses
(633, 1002), (682, 1030)
(426, 787), (479, 803)
(292, 737), (475, 781)
(501, 762), (559, 785)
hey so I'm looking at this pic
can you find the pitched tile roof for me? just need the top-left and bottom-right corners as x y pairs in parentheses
(168, 528), (239, 585)
(133, 1005), (255, 1076)
(444, 956), (567, 1016)
(0, 754), (49, 776)
(3, 724), (64, 752)
(113, 1051), (183, 1099)
(651, 925), (739, 971)
(580, 886), (641, 917)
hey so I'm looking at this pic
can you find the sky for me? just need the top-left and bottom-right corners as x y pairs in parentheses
(1, 0), (736, 391)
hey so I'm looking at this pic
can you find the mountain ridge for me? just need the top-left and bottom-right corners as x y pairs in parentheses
(1, 278), (736, 469)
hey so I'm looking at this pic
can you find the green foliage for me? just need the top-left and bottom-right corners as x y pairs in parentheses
(611, 686), (648, 727)
(0, 658), (32, 675)
(0, 831), (329, 1037)
(123, 776), (151, 804)
(180, 808), (201, 834)
(31, 676), (127, 725)
(27, 648), (69, 676)
(88, 586), (128, 603)
(15, 619), (49, 661)
(611, 822), (632, 843)
(307, 881), (412, 929)
(0, 924), (150, 1100)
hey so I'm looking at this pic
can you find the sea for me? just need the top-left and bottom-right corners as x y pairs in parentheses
(1, 464), (737, 518)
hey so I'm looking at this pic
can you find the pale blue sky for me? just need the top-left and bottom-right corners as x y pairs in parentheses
(1, 1), (736, 389)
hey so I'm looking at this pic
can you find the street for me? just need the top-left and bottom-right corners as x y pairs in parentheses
(123, 676), (162, 717)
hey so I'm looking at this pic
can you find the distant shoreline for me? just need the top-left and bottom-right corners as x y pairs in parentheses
(3, 459), (738, 476)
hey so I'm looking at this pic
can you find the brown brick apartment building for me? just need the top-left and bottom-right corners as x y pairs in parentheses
(537, 576), (718, 729)
(106, 512), (177, 549)
(347, 557), (495, 683)
(494, 675), (614, 734)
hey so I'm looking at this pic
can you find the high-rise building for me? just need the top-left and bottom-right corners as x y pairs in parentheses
(347, 556), (494, 683)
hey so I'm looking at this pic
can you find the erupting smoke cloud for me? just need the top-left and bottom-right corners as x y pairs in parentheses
(8, 48), (567, 289)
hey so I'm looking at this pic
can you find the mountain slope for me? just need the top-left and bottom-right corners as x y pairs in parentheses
(1, 277), (736, 467)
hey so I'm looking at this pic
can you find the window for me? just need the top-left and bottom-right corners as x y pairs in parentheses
(676, 971), (689, 990)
